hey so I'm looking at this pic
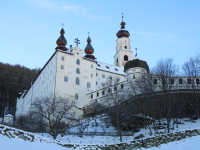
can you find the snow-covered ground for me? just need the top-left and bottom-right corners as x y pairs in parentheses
(142, 135), (200, 150)
(1, 115), (200, 149)
(0, 134), (66, 150)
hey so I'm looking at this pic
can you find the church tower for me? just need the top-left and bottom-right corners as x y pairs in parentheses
(114, 16), (133, 67)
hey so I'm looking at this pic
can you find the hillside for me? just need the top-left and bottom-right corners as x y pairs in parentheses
(0, 62), (39, 116)
(1, 116), (200, 149)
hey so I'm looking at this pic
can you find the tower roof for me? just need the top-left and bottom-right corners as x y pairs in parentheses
(116, 16), (130, 38)
(84, 36), (95, 60)
(124, 59), (150, 73)
(56, 28), (67, 51)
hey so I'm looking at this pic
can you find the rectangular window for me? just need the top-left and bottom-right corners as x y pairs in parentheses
(179, 79), (183, 84)
(187, 78), (192, 84)
(170, 79), (174, 85)
(61, 65), (64, 70)
(153, 79), (157, 84)
(196, 79), (200, 84)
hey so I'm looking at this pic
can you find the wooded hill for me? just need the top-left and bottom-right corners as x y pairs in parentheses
(0, 62), (39, 116)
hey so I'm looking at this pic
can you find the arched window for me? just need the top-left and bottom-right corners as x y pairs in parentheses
(124, 55), (128, 61)
(75, 93), (78, 100)
(76, 59), (80, 65)
(76, 68), (80, 74)
(76, 77), (80, 85)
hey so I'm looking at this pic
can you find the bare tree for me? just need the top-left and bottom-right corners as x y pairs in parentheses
(152, 58), (178, 91)
(105, 79), (126, 142)
(31, 97), (78, 139)
(183, 55), (200, 119)
(152, 58), (178, 133)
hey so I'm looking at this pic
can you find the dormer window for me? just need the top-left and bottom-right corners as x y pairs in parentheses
(106, 66), (109, 69)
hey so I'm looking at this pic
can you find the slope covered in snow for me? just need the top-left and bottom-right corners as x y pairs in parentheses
(0, 134), (66, 150)
(142, 135), (200, 150)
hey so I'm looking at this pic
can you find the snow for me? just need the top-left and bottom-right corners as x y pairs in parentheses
(1, 117), (200, 149)
(96, 61), (125, 75)
(142, 135), (200, 150)
(0, 134), (66, 150)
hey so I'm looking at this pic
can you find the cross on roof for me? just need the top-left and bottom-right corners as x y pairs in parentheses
(74, 38), (80, 47)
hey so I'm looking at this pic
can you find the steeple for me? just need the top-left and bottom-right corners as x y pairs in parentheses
(84, 35), (95, 60)
(56, 28), (67, 51)
(114, 15), (133, 67)
(116, 14), (130, 38)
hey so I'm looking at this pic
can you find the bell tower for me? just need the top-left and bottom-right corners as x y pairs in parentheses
(114, 15), (133, 67)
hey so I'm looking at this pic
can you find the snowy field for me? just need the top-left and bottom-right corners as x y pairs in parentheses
(1, 115), (200, 149)
(1, 133), (200, 150)
(142, 135), (200, 150)
(0, 134), (66, 150)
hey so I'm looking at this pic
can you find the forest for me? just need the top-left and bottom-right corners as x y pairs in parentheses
(0, 62), (39, 116)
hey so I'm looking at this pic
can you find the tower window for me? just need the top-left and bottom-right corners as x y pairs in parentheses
(91, 94), (93, 99)
(76, 68), (80, 74)
(124, 55), (128, 61)
(121, 84), (124, 89)
(97, 92), (99, 97)
(108, 88), (111, 93)
(102, 90), (105, 95)
(76, 77), (80, 85)
(124, 46), (127, 49)
(76, 59), (80, 65)
(61, 56), (64, 61)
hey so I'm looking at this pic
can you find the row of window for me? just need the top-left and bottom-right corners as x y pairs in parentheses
(91, 84), (124, 99)
(64, 76), (91, 88)
(61, 56), (94, 68)
(153, 78), (200, 85)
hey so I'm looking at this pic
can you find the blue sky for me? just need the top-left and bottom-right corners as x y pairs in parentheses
(0, 0), (200, 70)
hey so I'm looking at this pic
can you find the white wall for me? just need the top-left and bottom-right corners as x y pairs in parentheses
(16, 52), (57, 118)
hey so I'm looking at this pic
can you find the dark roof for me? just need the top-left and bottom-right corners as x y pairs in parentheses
(116, 29), (130, 38)
(124, 59), (150, 73)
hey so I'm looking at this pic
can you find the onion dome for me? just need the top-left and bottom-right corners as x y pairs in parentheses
(84, 36), (95, 60)
(124, 59), (150, 73)
(116, 19), (130, 38)
(56, 28), (67, 51)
